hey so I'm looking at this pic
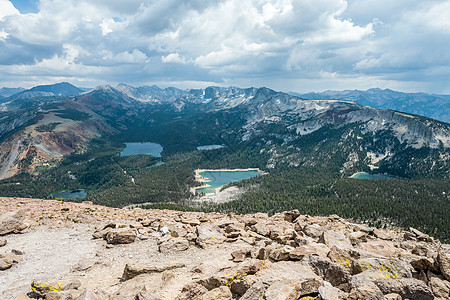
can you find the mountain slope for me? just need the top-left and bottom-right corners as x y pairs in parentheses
(291, 88), (450, 123)
(0, 100), (114, 179)
(0, 84), (449, 181)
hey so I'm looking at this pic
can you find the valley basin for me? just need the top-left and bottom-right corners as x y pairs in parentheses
(192, 168), (267, 194)
(120, 142), (163, 157)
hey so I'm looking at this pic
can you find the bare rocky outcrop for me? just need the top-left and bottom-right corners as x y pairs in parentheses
(0, 198), (449, 299)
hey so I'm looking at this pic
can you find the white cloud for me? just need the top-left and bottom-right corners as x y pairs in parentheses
(0, 0), (449, 93)
(0, 0), (19, 20)
(162, 53), (189, 64)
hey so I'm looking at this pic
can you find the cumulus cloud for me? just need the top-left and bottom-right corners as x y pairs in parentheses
(0, 0), (449, 93)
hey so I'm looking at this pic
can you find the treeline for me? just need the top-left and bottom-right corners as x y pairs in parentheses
(211, 167), (450, 242)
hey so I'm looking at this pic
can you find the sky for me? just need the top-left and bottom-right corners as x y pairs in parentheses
(1, 0), (450, 94)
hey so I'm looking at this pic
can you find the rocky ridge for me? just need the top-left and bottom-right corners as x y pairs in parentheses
(1, 197), (450, 299)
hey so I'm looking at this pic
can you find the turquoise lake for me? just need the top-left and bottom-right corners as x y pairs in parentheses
(51, 190), (87, 199)
(350, 172), (396, 179)
(197, 145), (225, 150)
(120, 142), (163, 157)
(197, 170), (260, 194)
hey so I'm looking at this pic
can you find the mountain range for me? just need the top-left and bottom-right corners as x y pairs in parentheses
(0, 82), (449, 181)
(291, 88), (450, 123)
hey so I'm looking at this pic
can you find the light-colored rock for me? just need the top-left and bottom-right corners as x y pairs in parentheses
(268, 244), (294, 261)
(72, 258), (94, 272)
(348, 273), (384, 299)
(201, 286), (232, 299)
(31, 279), (81, 298)
(76, 289), (100, 300)
(104, 228), (136, 244)
(46, 291), (75, 300)
(176, 282), (208, 300)
(0, 239), (6, 247)
(264, 280), (301, 300)
(428, 273), (450, 299)
(408, 227), (432, 242)
(351, 258), (413, 278)
(303, 255), (350, 286)
(438, 244), (450, 281)
(231, 249), (247, 262)
(299, 277), (323, 296)
(0, 257), (14, 270)
(289, 243), (330, 260)
(383, 294), (402, 300)
(372, 228), (393, 240)
(318, 230), (352, 249)
(302, 223), (325, 238)
(256, 260), (319, 286)
(357, 240), (401, 258)
(374, 278), (434, 300)
(240, 280), (266, 300)
(158, 238), (189, 253)
(121, 263), (185, 281)
(318, 281), (345, 300)
(0, 210), (27, 235)
(349, 231), (367, 245)
(196, 223), (226, 247)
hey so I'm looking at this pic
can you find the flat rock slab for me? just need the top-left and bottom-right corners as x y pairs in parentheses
(0, 224), (101, 299)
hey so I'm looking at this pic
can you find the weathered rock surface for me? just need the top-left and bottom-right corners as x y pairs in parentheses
(121, 263), (186, 281)
(0, 197), (449, 300)
(0, 210), (27, 235)
(104, 228), (137, 244)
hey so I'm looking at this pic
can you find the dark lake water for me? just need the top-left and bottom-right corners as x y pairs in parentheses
(197, 170), (260, 194)
(120, 142), (163, 157)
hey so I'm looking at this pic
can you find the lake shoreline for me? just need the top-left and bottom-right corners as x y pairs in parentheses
(191, 168), (268, 195)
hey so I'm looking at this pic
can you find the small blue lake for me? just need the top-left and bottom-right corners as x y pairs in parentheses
(51, 190), (87, 199)
(350, 172), (396, 179)
(120, 142), (163, 157)
(197, 170), (261, 194)
(197, 145), (225, 150)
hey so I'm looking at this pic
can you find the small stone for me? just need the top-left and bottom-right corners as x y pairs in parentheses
(158, 238), (189, 253)
(161, 270), (175, 284)
(0, 257), (14, 270)
(76, 289), (100, 300)
(318, 230), (352, 249)
(231, 249), (247, 262)
(72, 258), (94, 272)
(105, 228), (136, 244)
(264, 280), (301, 300)
(0, 239), (6, 247)
(11, 249), (24, 255)
(202, 286), (232, 299)
(175, 282), (208, 300)
(318, 281), (345, 300)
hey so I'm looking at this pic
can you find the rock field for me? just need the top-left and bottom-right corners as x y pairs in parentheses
(1, 197), (450, 299)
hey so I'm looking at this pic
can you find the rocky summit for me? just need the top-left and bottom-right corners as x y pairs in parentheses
(0, 197), (449, 300)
